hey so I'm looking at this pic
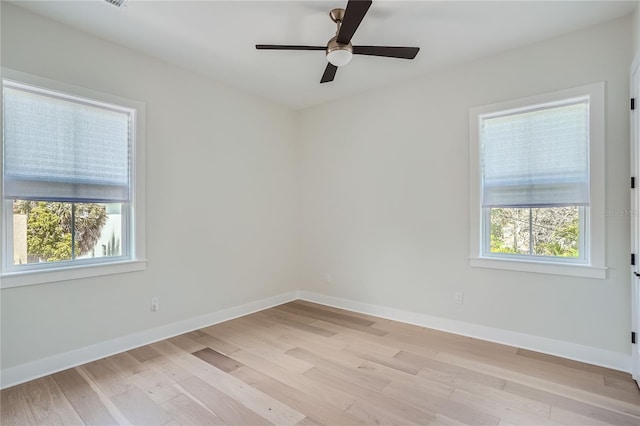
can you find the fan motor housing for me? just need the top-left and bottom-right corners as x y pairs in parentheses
(326, 36), (353, 55)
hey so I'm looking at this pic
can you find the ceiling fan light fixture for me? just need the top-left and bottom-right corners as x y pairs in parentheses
(326, 37), (353, 67)
(327, 49), (353, 66)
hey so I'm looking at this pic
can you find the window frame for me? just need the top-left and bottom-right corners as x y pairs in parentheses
(469, 82), (606, 279)
(0, 68), (146, 288)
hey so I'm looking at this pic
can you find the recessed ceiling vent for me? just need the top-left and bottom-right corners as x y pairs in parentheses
(104, 0), (127, 8)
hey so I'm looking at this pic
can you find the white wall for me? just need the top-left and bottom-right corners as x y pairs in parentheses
(300, 16), (632, 357)
(633, 1), (640, 58)
(0, 4), (300, 370)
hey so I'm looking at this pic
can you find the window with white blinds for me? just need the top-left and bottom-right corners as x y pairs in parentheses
(1, 71), (146, 287)
(469, 82), (606, 279)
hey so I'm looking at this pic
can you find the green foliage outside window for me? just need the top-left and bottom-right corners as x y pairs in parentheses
(490, 207), (579, 258)
(14, 201), (107, 262)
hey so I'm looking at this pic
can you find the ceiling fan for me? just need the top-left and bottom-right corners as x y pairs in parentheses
(256, 0), (420, 83)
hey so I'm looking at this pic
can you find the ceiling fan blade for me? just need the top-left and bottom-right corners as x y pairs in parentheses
(320, 63), (338, 83)
(353, 46), (420, 59)
(336, 0), (372, 44)
(256, 45), (325, 51)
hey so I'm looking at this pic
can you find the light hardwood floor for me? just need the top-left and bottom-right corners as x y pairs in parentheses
(2, 300), (639, 425)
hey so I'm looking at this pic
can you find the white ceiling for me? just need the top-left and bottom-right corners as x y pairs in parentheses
(9, 0), (636, 109)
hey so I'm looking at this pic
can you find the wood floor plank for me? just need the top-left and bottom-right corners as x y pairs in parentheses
(167, 333), (207, 353)
(436, 398), (501, 426)
(152, 340), (307, 425)
(346, 398), (433, 425)
(183, 329), (208, 339)
(380, 370), (501, 426)
(21, 376), (84, 425)
(80, 358), (135, 398)
(195, 333), (242, 355)
(549, 405), (612, 426)
(286, 346), (391, 391)
(256, 307), (322, 325)
(111, 387), (173, 425)
(106, 351), (147, 377)
(604, 374), (640, 393)
(330, 332), (399, 358)
(205, 321), (295, 353)
(3, 301), (639, 426)
(429, 412), (469, 426)
(503, 380), (640, 426)
(277, 304), (388, 337)
(128, 368), (182, 404)
(416, 357), (508, 390)
(295, 416), (324, 426)
(177, 376), (272, 425)
(231, 365), (364, 425)
(380, 379), (450, 414)
(1, 382), (39, 426)
(51, 368), (118, 426)
(272, 324), (351, 351)
(257, 309), (337, 337)
(284, 301), (377, 327)
(192, 347), (244, 373)
(142, 354), (192, 383)
(74, 366), (133, 426)
(161, 393), (225, 425)
(345, 344), (419, 375)
(293, 300), (380, 323)
(457, 345), (614, 396)
(304, 366), (436, 424)
(379, 330), (441, 359)
(436, 351), (640, 418)
(277, 333), (364, 369)
(227, 348), (357, 412)
(516, 348), (633, 381)
(448, 388), (555, 425)
(127, 345), (161, 363)
(232, 344), (315, 375)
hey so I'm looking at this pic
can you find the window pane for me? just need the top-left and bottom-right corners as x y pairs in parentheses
(12, 200), (123, 265)
(489, 206), (579, 258)
(490, 208), (530, 254)
(531, 207), (579, 258)
(77, 203), (123, 259)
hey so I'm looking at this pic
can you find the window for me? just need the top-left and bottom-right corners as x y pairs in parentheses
(469, 83), (606, 278)
(1, 70), (146, 287)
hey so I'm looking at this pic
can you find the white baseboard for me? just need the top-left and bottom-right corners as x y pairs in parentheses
(2, 288), (630, 389)
(298, 290), (631, 373)
(0, 291), (299, 389)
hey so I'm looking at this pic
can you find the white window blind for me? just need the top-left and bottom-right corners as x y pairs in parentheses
(3, 82), (131, 202)
(480, 99), (590, 208)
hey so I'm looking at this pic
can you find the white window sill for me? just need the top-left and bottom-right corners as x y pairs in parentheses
(469, 256), (607, 279)
(0, 259), (147, 289)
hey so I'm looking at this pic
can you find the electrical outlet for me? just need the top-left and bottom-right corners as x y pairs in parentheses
(151, 297), (160, 312)
(454, 292), (463, 305)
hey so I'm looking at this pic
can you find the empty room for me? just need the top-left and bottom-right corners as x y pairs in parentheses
(1, 0), (640, 425)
